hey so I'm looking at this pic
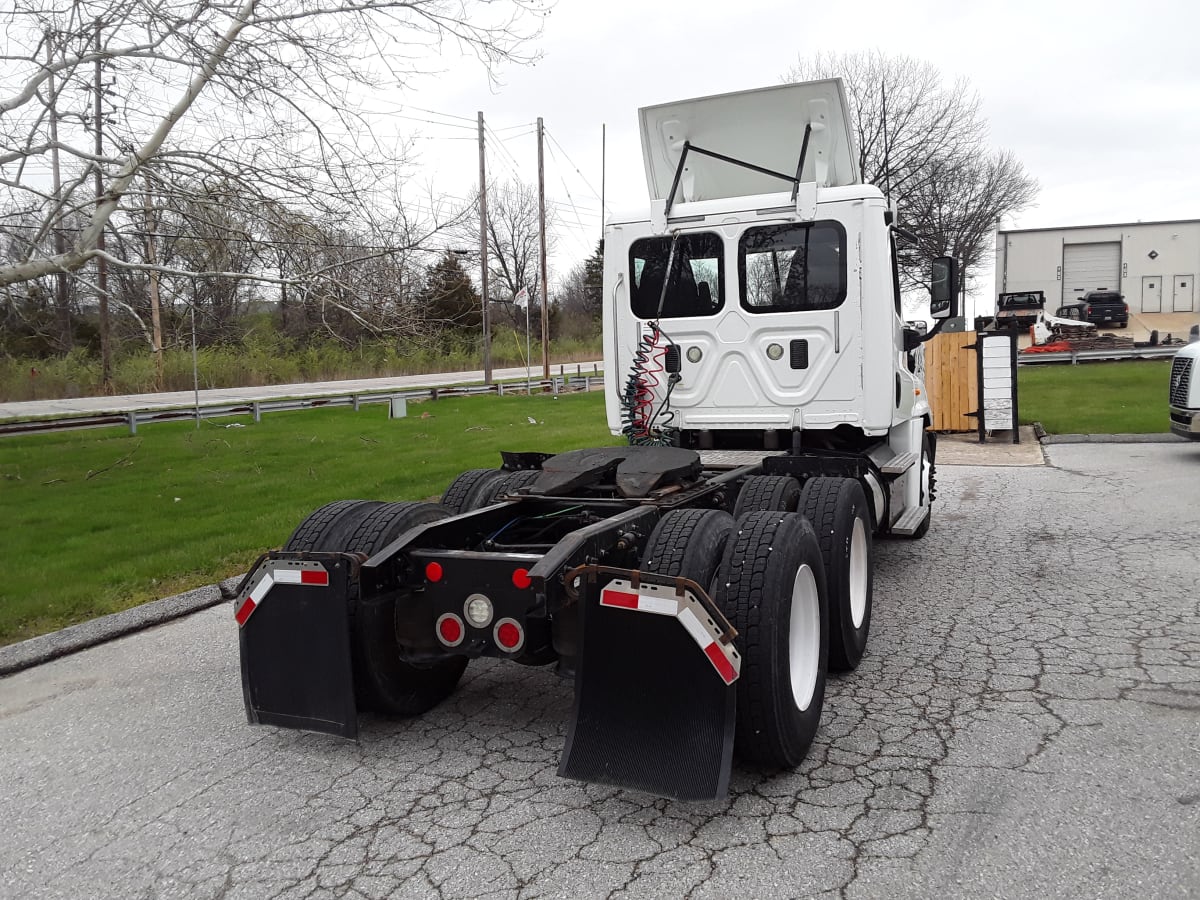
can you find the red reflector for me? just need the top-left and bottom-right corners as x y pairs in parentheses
(600, 589), (639, 609)
(439, 616), (462, 644)
(426, 561), (444, 583)
(300, 569), (328, 586)
(496, 621), (521, 649)
(234, 598), (257, 627)
(703, 642), (737, 685)
(512, 568), (532, 589)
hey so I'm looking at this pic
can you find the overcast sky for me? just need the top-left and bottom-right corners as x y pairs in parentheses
(388, 0), (1200, 299)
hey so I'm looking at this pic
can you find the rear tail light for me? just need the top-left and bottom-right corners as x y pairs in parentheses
(1086, 306), (1093, 315)
(493, 618), (525, 653)
(436, 613), (465, 647)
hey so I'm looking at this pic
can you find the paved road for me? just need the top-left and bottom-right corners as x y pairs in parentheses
(2, 443), (1199, 899)
(0, 362), (603, 421)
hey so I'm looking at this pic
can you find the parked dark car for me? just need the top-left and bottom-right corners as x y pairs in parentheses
(1058, 291), (1129, 328)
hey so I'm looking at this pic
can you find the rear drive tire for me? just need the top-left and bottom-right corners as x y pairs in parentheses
(441, 468), (505, 514)
(640, 508), (735, 589)
(475, 468), (541, 506)
(798, 478), (873, 672)
(284, 500), (373, 552)
(284, 500), (467, 716)
(716, 511), (828, 767)
(733, 475), (801, 519)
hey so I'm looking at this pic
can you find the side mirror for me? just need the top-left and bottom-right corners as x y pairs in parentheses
(930, 256), (959, 320)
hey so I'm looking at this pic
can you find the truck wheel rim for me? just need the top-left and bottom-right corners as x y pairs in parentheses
(849, 518), (868, 629)
(789, 563), (821, 712)
(921, 450), (931, 505)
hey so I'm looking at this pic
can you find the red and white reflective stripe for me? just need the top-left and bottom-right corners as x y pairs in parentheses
(599, 579), (740, 685)
(273, 568), (329, 586)
(235, 562), (329, 628)
(598, 588), (678, 616)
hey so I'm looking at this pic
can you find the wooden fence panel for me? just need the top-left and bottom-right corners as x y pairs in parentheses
(924, 331), (977, 432)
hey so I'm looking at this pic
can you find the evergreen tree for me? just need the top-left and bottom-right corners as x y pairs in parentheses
(421, 252), (482, 331)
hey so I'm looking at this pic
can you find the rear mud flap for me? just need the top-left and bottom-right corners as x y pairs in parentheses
(237, 554), (358, 739)
(560, 577), (737, 801)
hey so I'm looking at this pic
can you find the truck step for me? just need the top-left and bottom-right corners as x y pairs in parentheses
(890, 505), (928, 535)
(880, 451), (918, 475)
(699, 450), (785, 467)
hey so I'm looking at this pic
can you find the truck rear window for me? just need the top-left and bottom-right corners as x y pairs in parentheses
(629, 233), (724, 319)
(739, 221), (846, 313)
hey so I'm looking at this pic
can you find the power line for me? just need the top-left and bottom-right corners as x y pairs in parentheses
(390, 114), (477, 131)
(542, 139), (589, 237)
(483, 121), (528, 180)
(398, 105), (477, 124)
(544, 127), (608, 214)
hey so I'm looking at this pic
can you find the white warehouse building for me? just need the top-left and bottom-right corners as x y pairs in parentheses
(995, 219), (1200, 314)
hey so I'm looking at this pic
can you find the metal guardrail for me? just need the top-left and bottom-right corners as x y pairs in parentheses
(1016, 344), (1184, 365)
(0, 374), (605, 438)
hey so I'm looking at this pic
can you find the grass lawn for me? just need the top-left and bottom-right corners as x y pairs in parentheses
(1018, 359), (1173, 434)
(0, 358), (1174, 644)
(0, 391), (618, 645)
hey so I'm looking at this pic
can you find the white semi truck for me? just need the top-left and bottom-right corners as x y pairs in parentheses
(1169, 341), (1200, 439)
(233, 80), (960, 801)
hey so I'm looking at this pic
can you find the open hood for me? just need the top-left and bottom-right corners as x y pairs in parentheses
(638, 79), (860, 203)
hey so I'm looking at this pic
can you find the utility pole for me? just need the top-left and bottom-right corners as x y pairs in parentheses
(144, 182), (164, 390)
(47, 34), (71, 351)
(94, 22), (112, 392)
(477, 112), (492, 384)
(601, 123), (606, 249)
(536, 117), (549, 379)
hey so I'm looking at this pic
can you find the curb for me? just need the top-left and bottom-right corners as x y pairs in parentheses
(1032, 422), (1186, 444)
(0, 576), (242, 678)
(1040, 433), (1187, 444)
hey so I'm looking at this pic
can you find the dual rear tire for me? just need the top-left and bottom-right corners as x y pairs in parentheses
(283, 499), (467, 717)
(639, 503), (837, 769)
(734, 473), (875, 672)
(717, 511), (829, 767)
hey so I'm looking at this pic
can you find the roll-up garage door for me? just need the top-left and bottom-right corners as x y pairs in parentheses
(1062, 242), (1121, 302)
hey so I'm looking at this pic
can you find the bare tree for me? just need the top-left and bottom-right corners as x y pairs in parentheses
(0, 0), (544, 374)
(456, 178), (556, 326)
(554, 239), (601, 340)
(899, 150), (1039, 304)
(786, 51), (1038, 305)
(786, 51), (987, 198)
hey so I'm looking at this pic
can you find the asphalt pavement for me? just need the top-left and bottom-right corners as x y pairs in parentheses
(2, 441), (1199, 899)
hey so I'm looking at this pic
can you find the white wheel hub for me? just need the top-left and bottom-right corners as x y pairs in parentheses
(920, 448), (931, 507)
(788, 563), (821, 712)
(848, 517), (868, 629)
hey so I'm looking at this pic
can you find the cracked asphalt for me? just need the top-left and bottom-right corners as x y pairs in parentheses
(2, 442), (1199, 899)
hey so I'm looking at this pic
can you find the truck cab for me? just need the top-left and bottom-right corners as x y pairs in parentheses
(602, 80), (947, 535)
(1170, 341), (1200, 439)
